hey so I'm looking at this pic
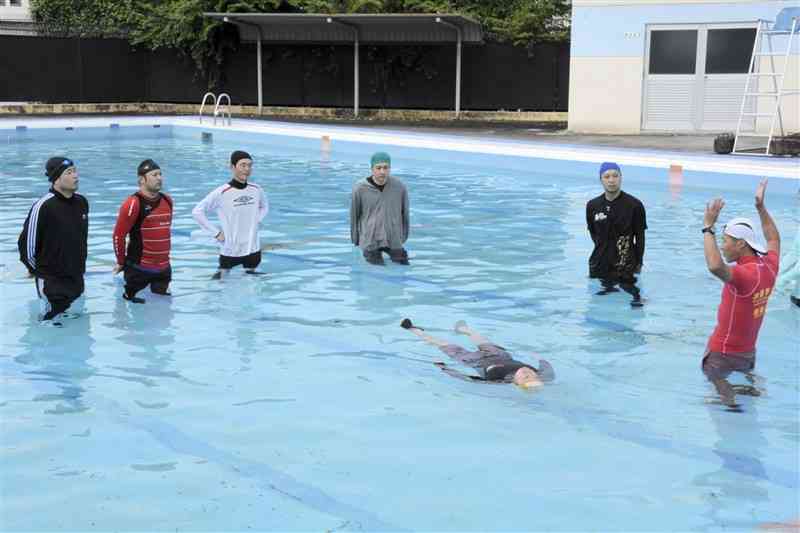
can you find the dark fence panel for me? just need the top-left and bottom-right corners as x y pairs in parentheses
(0, 34), (569, 111)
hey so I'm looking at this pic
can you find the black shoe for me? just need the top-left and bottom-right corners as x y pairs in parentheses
(400, 318), (415, 329)
(791, 295), (800, 308)
(365, 252), (385, 266)
(596, 287), (620, 295)
(731, 384), (761, 397)
(245, 270), (266, 276)
(389, 249), (410, 265)
(630, 296), (644, 308)
(211, 271), (222, 280)
(123, 292), (146, 304)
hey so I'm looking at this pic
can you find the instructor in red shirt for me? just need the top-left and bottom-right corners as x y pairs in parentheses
(701, 179), (780, 409)
(112, 159), (173, 303)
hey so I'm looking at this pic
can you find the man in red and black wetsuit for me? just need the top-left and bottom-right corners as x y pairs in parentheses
(701, 179), (780, 410)
(112, 159), (173, 303)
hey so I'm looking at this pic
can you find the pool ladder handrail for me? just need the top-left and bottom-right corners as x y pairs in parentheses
(198, 92), (232, 126)
(214, 93), (232, 126)
(199, 92), (216, 124)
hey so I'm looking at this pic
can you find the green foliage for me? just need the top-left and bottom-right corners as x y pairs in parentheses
(30, 0), (570, 89)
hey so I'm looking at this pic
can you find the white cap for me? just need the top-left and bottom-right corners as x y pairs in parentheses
(723, 217), (767, 255)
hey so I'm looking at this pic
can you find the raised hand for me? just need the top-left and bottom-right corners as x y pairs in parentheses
(704, 198), (725, 227)
(755, 178), (768, 210)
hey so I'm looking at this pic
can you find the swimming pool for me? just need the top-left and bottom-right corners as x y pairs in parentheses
(1, 119), (798, 531)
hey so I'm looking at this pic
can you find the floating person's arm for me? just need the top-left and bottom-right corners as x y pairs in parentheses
(350, 187), (361, 246)
(755, 179), (780, 256)
(192, 187), (223, 240)
(436, 363), (492, 383)
(703, 198), (731, 282)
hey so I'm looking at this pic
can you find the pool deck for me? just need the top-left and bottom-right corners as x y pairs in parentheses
(1, 115), (798, 180)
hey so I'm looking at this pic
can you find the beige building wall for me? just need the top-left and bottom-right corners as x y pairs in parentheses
(568, 57), (644, 134)
(755, 55), (800, 134)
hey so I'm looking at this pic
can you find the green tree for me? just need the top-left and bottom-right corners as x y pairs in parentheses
(30, 0), (570, 87)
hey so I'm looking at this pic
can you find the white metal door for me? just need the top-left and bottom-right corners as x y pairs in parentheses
(643, 23), (757, 131)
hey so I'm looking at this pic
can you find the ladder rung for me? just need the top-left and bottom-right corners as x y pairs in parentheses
(736, 133), (772, 137)
(749, 73), (784, 77)
(762, 30), (794, 35)
(742, 113), (775, 117)
(744, 92), (779, 96)
(753, 52), (789, 56)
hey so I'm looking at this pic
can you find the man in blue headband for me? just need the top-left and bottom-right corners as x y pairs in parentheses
(350, 151), (411, 265)
(18, 156), (89, 325)
(585, 162), (647, 307)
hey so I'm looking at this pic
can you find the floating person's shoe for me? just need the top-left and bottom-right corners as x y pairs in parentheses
(41, 319), (63, 328)
(630, 296), (644, 308)
(245, 270), (266, 276)
(791, 295), (800, 308)
(61, 311), (81, 320)
(211, 271), (223, 280)
(123, 292), (146, 304)
(400, 318), (421, 330)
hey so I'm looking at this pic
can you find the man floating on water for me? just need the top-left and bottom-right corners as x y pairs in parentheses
(400, 318), (554, 388)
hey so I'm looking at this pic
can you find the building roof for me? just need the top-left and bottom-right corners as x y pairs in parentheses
(203, 13), (483, 44)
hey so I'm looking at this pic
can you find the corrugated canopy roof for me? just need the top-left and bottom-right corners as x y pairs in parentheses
(203, 13), (483, 44)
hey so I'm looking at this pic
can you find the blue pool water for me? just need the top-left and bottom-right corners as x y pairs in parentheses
(1, 125), (798, 531)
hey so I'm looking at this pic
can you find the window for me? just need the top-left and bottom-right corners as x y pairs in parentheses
(649, 30), (698, 74)
(705, 28), (757, 74)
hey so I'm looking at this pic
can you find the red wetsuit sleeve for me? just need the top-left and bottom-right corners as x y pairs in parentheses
(113, 196), (139, 266)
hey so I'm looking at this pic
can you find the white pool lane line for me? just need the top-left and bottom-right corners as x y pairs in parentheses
(2, 115), (798, 180)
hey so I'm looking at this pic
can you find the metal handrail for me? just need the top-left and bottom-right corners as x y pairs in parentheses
(199, 92), (216, 123)
(214, 93), (232, 126)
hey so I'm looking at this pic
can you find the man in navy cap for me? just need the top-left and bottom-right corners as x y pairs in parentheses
(18, 156), (89, 325)
(585, 162), (647, 307)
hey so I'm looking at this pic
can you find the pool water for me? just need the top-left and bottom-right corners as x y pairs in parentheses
(1, 126), (798, 531)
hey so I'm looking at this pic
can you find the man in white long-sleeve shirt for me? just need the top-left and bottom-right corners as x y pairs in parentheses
(192, 150), (268, 279)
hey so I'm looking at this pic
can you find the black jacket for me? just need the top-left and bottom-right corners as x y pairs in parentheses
(18, 189), (89, 279)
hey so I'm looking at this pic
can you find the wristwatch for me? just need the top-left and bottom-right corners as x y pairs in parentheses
(702, 226), (715, 235)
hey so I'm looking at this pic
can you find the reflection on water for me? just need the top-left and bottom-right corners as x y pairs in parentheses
(15, 302), (96, 415)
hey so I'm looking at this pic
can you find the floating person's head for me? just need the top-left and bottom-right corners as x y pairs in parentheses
(230, 150), (253, 182)
(512, 367), (543, 389)
(599, 161), (622, 195)
(721, 217), (767, 261)
(45, 156), (78, 193)
(370, 151), (391, 184)
(137, 159), (163, 194)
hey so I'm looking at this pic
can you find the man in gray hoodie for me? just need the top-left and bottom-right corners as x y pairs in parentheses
(350, 152), (410, 265)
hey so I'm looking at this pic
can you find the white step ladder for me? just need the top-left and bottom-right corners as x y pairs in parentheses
(198, 92), (232, 126)
(733, 11), (799, 156)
